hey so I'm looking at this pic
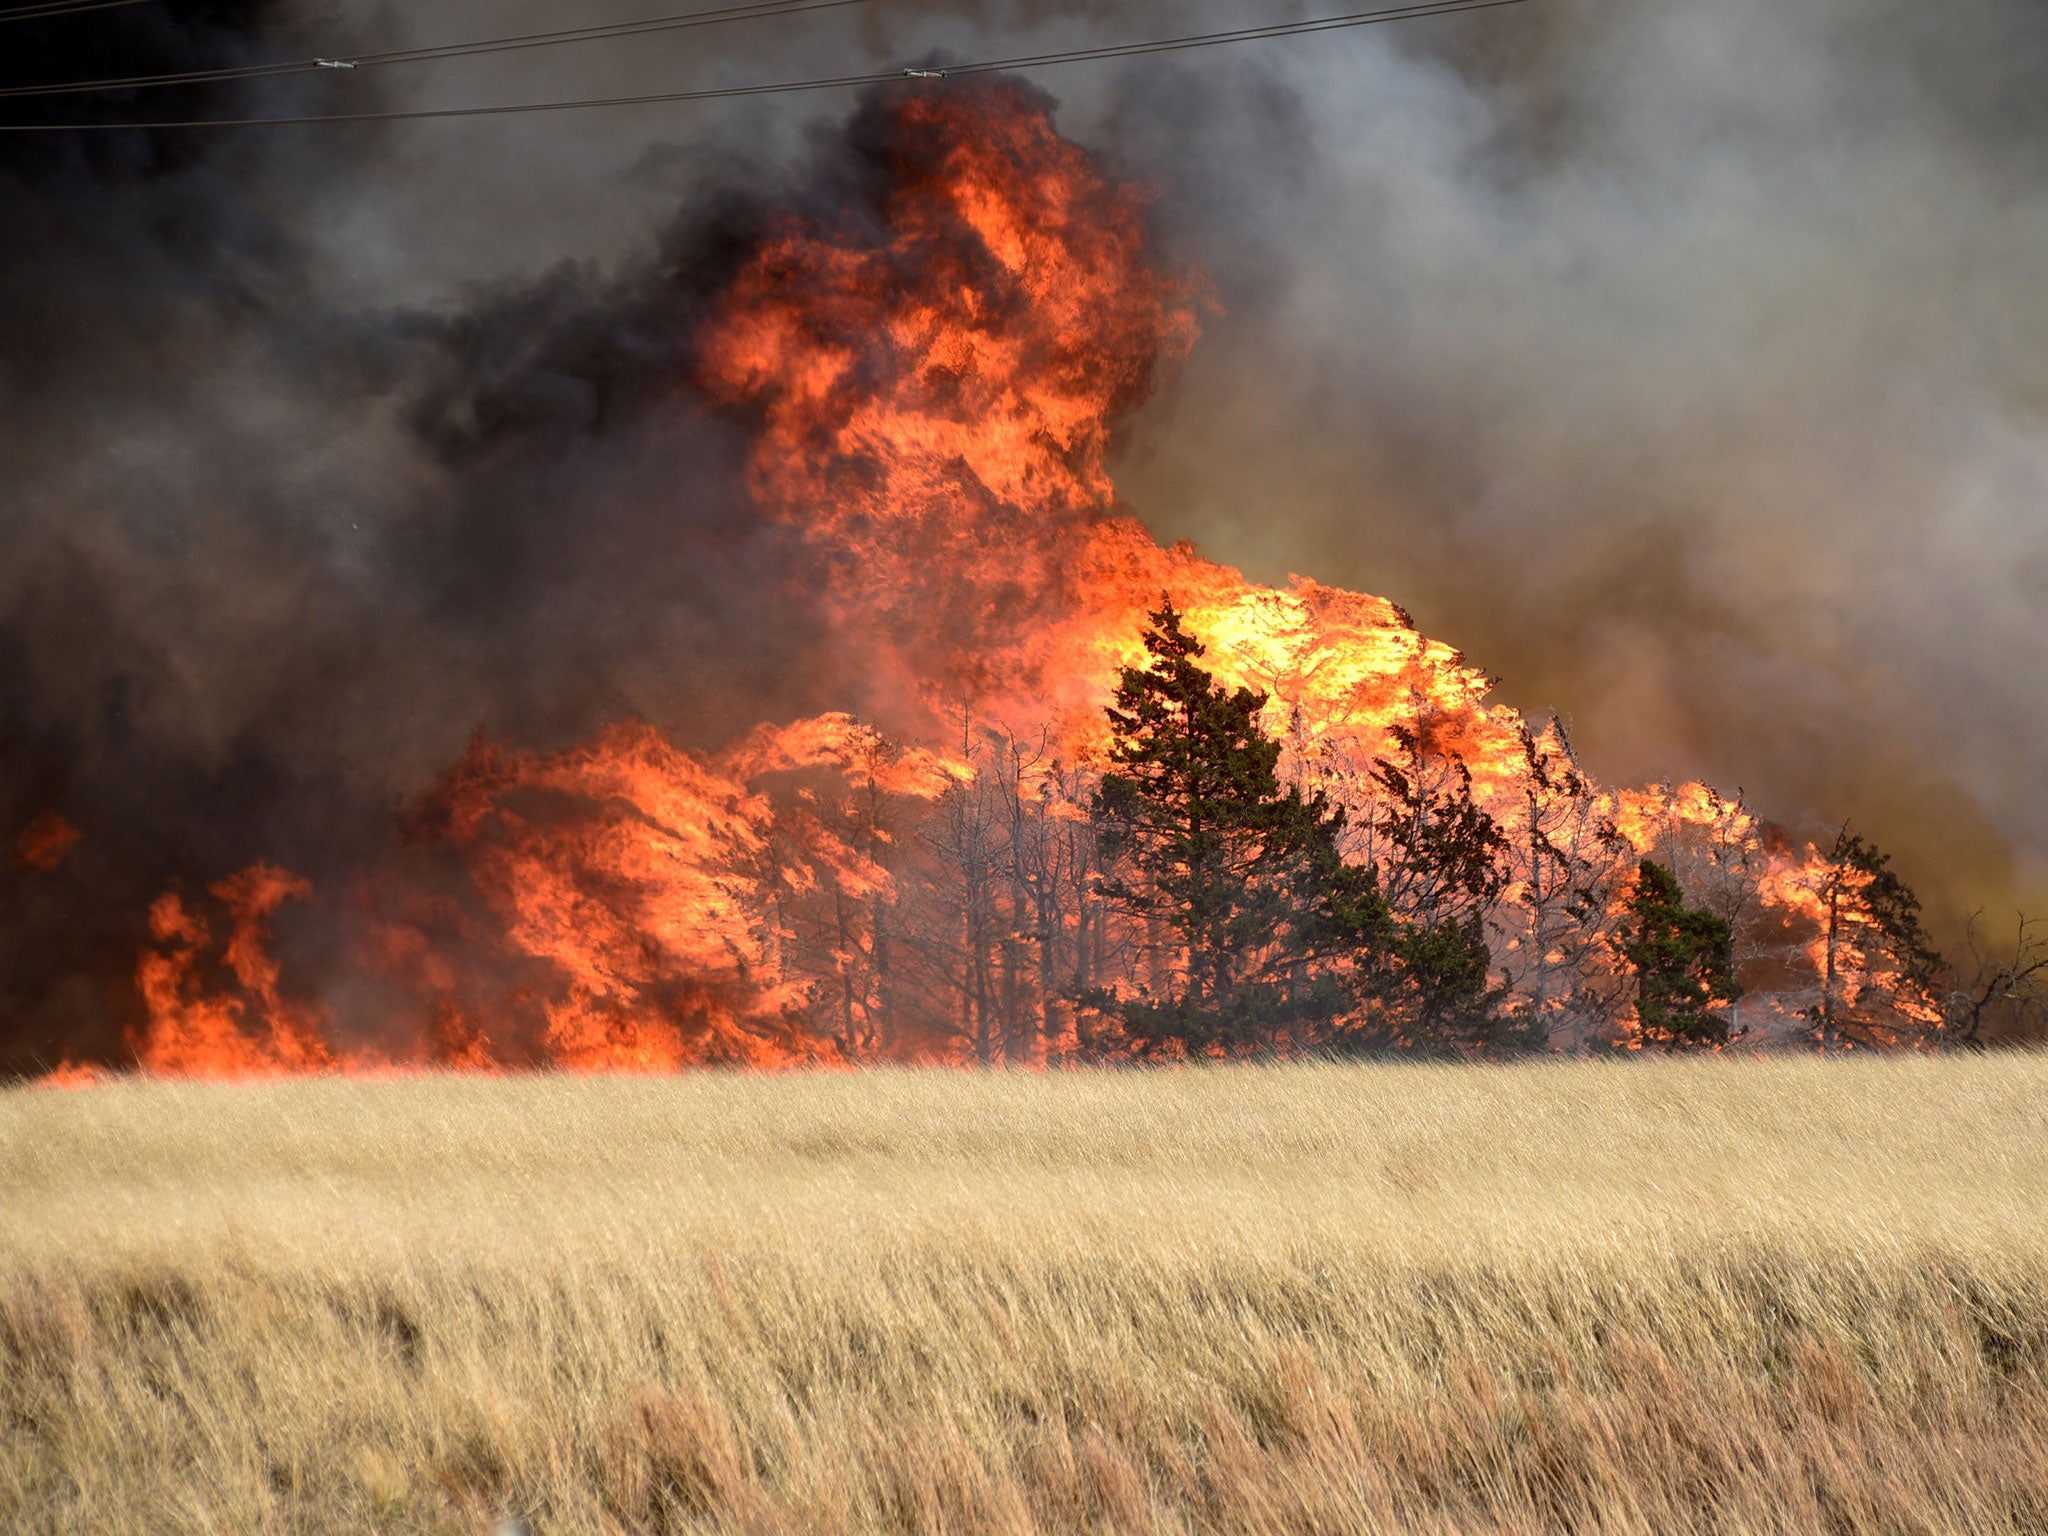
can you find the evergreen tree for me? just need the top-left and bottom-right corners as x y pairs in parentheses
(1493, 721), (1635, 1049)
(1350, 725), (1511, 1053)
(1092, 600), (1374, 1054)
(1801, 827), (1946, 1050)
(1620, 859), (1742, 1048)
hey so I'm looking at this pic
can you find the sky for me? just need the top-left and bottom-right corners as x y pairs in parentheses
(3, 0), (2045, 1065)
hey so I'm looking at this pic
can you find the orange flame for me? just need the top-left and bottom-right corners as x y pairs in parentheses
(82, 83), (1923, 1079)
(397, 714), (960, 1072)
(13, 811), (81, 873)
(134, 865), (341, 1077)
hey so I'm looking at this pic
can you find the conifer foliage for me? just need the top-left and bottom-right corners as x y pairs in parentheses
(1620, 859), (1742, 1048)
(1355, 726), (1512, 1053)
(1091, 601), (1376, 1053)
(1801, 827), (1947, 1049)
(1052, 606), (1966, 1061)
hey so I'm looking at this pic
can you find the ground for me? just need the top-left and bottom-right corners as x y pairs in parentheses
(5, 1056), (2048, 1533)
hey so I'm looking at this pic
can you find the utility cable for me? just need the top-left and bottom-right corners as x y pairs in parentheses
(0, 0), (872, 99)
(0, 0), (1533, 130)
(0, 0), (152, 22)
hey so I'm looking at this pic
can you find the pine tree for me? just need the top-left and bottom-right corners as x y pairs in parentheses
(1801, 827), (1946, 1050)
(1494, 721), (1635, 1049)
(1620, 859), (1742, 1049)
(1350, 725), (1511, 1054)
(1092, 600), (1372, 1054)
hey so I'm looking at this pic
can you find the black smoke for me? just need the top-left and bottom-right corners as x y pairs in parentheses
(0, 3), (826, 1070)
(5, 0), (2046, 1070)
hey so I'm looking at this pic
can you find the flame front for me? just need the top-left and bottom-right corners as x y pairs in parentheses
(135, 866), (336, 1077)
(697, 87), (1206, 735)
(109, 84), (1913, 1076)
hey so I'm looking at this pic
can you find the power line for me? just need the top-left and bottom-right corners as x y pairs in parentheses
(955, 0), (1526, 75)
(0, 0), (1531, 130)
(0, 0), (874, 100)
(0, 0), (152, 21)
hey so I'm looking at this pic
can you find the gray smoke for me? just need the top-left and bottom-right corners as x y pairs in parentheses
(1099, 0), (2048, 927)
(3, 0), (2043, 1068)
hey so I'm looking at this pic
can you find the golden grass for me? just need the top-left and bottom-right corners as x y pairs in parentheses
(6, 1056), (2048, 1534)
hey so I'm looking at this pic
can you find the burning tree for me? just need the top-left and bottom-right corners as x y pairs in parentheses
(133, 866), (335, 1078)
(1792, 826), (1946, 1051)
(1491, 722), (1636, 1049)
(897, 718), (1115, 1067)
(1617, 782), (1771, 1039)
(1619, 859), (1743, 1049)
(1091, 601), (1372, 1056)
(980, 730), (1113, 1066)
(1351, 725), (1512, 1054)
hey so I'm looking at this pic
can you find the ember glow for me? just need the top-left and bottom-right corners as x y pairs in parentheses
(12, 811), (80, 874)
(94, 84), (1927, 1077)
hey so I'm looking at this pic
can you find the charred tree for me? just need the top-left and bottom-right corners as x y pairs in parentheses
(1947, 912), (2048, 1048)
(1493, 721), (1635, 1049)
(1352, 725), (1511, 1054)
(1801, 826), (1947, 1051)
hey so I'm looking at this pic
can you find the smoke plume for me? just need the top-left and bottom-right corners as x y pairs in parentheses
(3, 0), (2044, 1069)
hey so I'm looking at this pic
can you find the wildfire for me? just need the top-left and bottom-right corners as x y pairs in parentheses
(387, 714), (962, 1071)
(135, 865), (337, 1078)
(697, 87), (1205, 737)
(92, 82), (1903, 1079)
(13, 810), (80, 873)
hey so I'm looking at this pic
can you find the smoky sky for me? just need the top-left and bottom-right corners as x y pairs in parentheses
(1101, 0), (2048, 932)
(3, 0), (2045, 1068)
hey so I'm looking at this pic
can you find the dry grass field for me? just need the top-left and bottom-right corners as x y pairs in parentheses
(6, 1057), (2048, 1534)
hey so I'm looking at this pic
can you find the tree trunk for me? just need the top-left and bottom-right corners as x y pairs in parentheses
(1820, 877), (1841, 1055)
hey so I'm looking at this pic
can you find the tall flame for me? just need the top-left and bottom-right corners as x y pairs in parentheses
(134, 866), (336, 1077)
(107, 84), (1917, 1076)
(698, 88), (1201, 733)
